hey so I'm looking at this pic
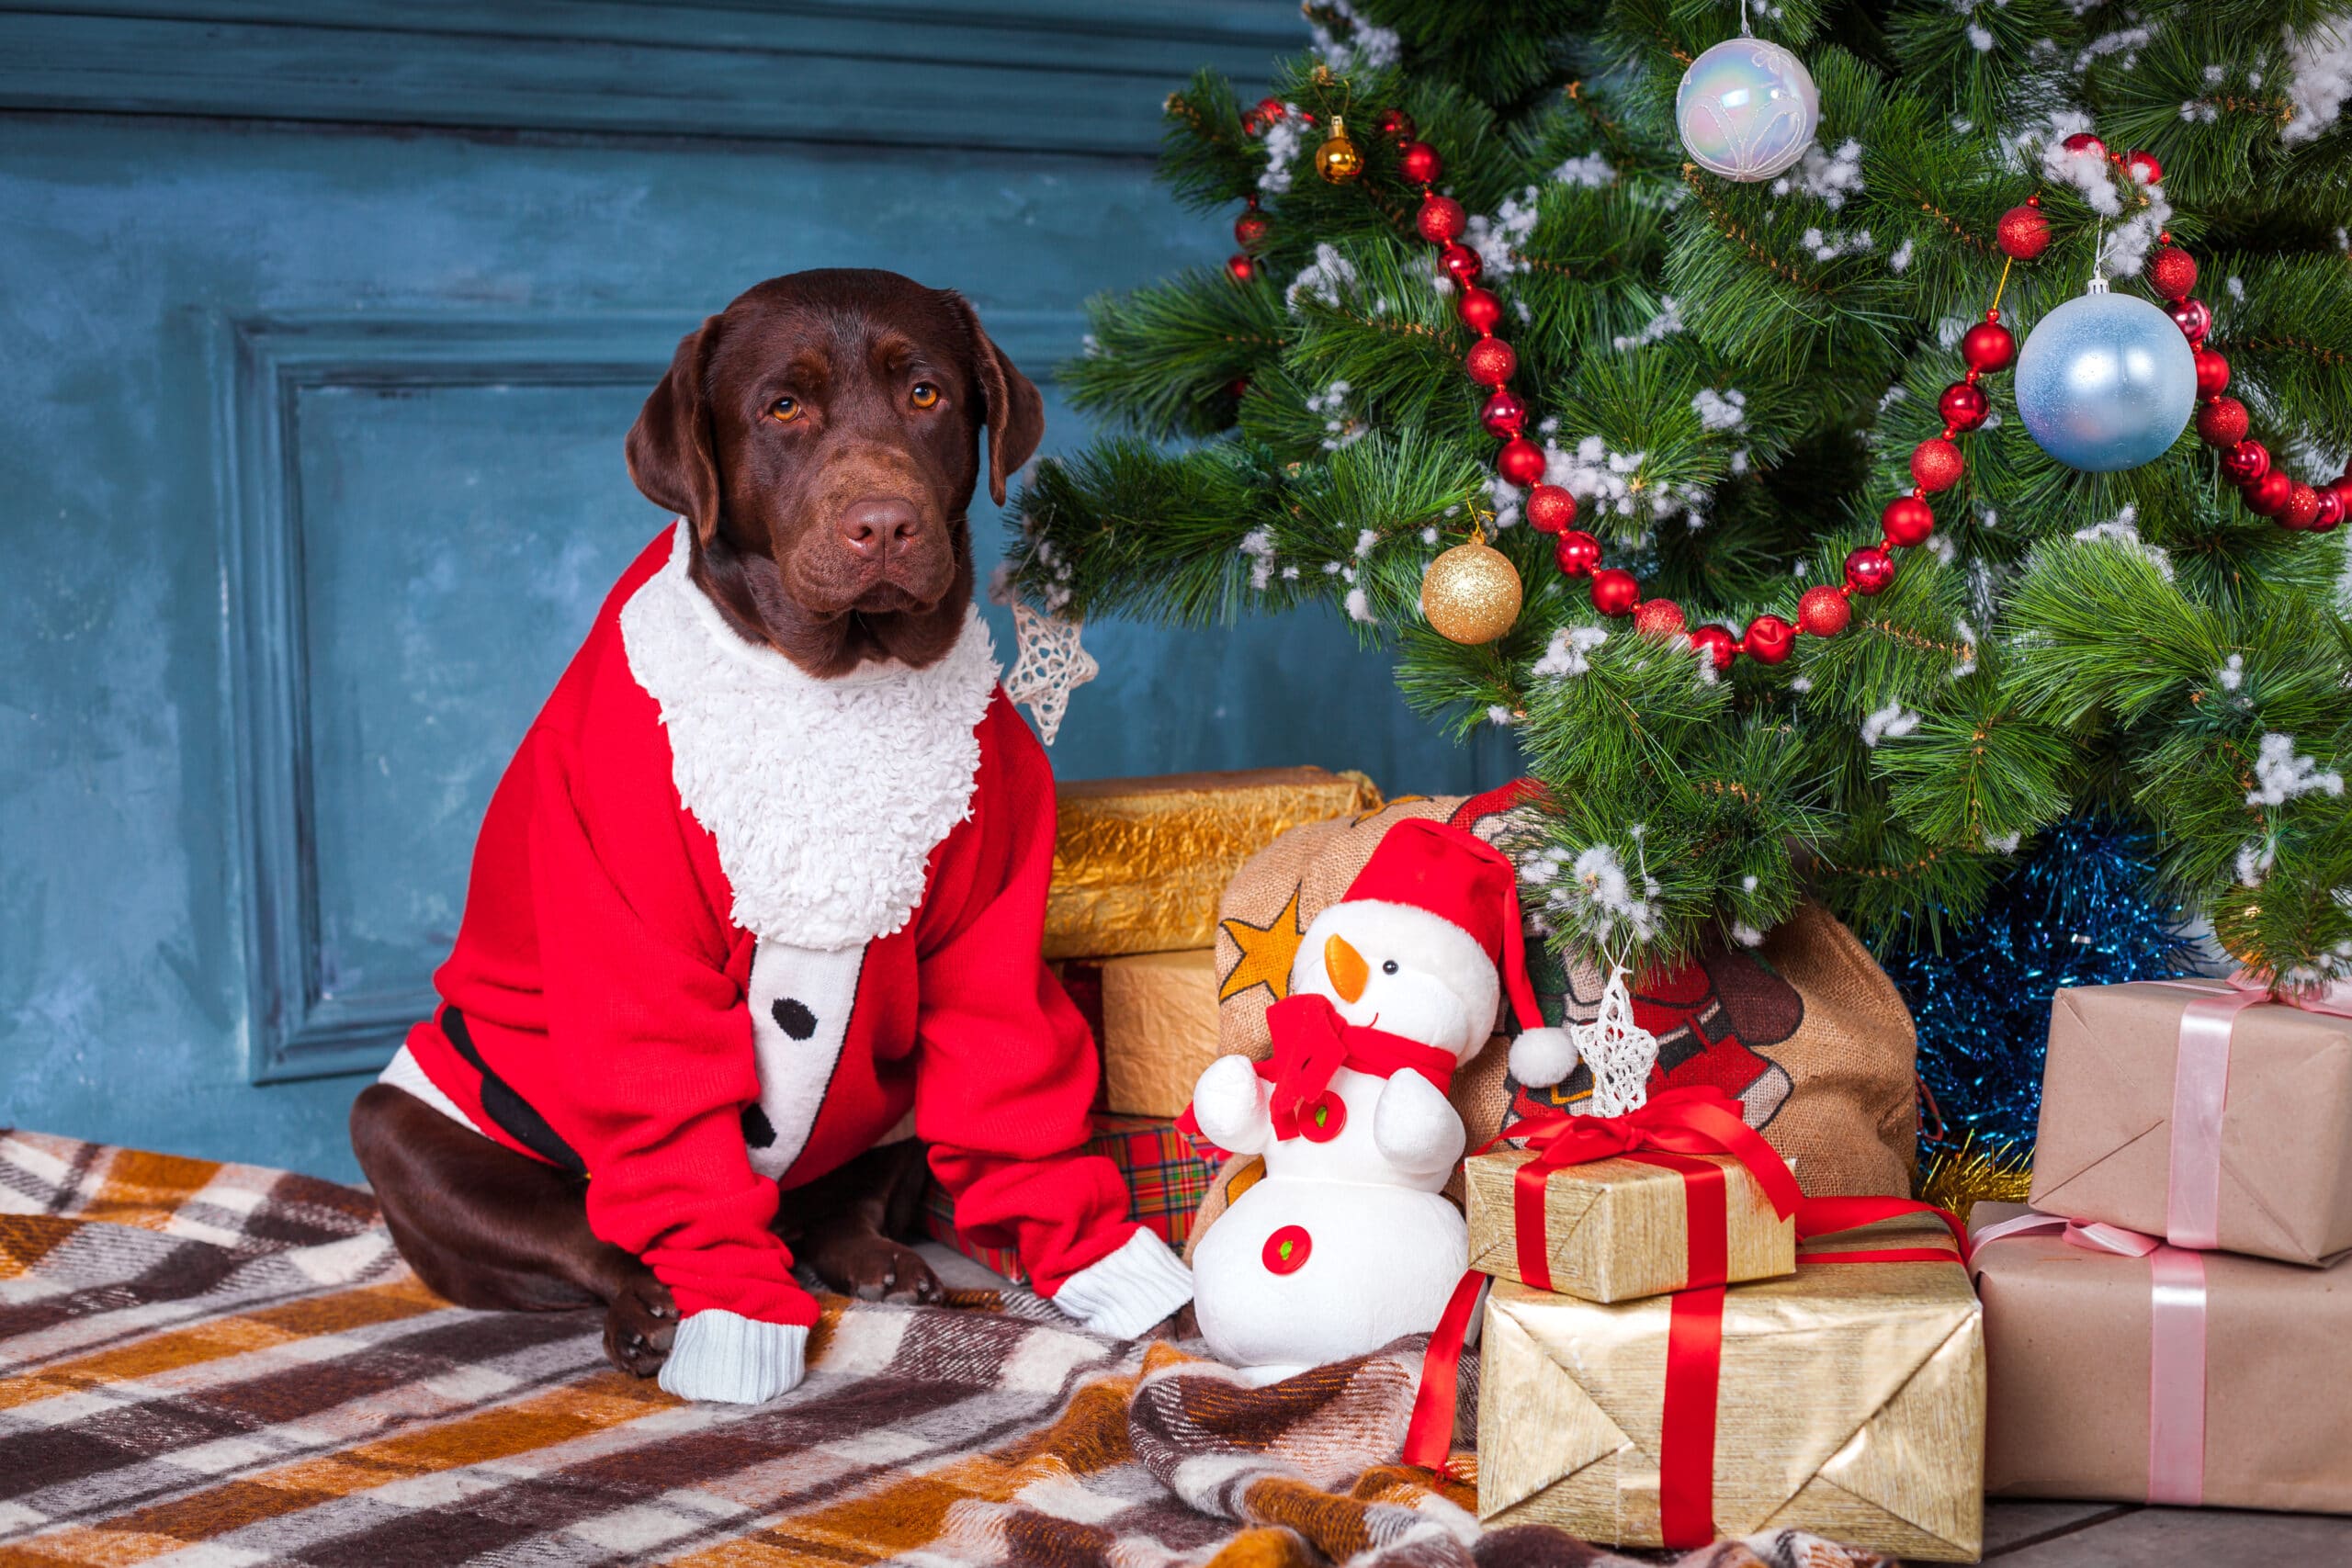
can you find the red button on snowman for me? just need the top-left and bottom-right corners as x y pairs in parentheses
(1187, 818), (1577, 1383)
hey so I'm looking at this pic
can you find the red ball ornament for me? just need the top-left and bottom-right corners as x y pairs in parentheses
(1845, 545), (1896, 595)
(2169, 297), (2211, 344)
(2313, 489), (2346, 532)
(1911, 438), (1964, 493)
(2061, 131), (2108, 159)
(1498, 437), (1547, 487)
(1458, 287), (1503, 335)
(2148, 244), (2198, 300)
(2193, 348), (2230, 399)
(1417, 193), (1466, 243)
(1996, 204), (2052, 261)
(2196, 396), (2249, 448)
(2222, 439), (2271, 484)
(1438, 243), (1483, 286)
(1882, 494), (1937, 547)
(1227, 254), (1256, 281)
(2246, 469), (2293, 516)
(1377, 107), (1416, 141)
(1527, 485), (1577, 535)
(1797, 584), (1851, 637)
(1256, 96), (1286, 123)
(2281, 483), (2323, 531)
(1464, 336), (1517, 387)
(1634, 598), (1687, 638)
(1239, 108), (1261, 136)
(1480, 388), (1527, 438)
(1690, 624), (1738, 672)
(1962, 319), (2017, 373)
(1398, 141), (1442, 185)
(1234, 209), (1270, 249)
(1554, 528), (1601, 576)
(1744, 614), (1796, 665)
(1939, 381), (1990, 431)
(2123, 149), (2164, 186)
(1591, 569), (1640, 616)
(1228, 378), (1249, 399)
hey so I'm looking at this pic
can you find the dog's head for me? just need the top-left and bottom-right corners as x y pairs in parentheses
(626, 269), (1045, 676)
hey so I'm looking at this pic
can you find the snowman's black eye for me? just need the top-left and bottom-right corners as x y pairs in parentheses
(1382, 960), (1399, 975)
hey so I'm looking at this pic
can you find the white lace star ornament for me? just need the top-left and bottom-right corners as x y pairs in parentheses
(1004, 601), (1099, 745)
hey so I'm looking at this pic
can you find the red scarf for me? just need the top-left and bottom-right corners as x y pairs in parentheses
(1177, 993), (1458, 1147)
(1256, 993), (1457, 1141)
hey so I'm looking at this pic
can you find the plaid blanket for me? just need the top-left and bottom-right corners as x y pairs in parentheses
(0, 1130), (1890, 1568)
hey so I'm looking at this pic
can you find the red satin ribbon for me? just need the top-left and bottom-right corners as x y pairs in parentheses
(1498, 1086), (1803, 1292)
(1406, 1189), (1966, 1551)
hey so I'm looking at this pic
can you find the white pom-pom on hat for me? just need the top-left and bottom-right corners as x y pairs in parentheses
(1510, 1025), (1580, 1089)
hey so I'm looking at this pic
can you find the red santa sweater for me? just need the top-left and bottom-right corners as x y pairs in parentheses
(396, 524), (1191, 1402)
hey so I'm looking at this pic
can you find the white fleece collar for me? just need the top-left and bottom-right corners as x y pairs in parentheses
(618, 524), (1000, 951)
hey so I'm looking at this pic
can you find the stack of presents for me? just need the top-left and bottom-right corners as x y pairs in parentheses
(927, 769), (2352, 1559)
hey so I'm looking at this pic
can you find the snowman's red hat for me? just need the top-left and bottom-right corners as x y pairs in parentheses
(1341, 818), (1579, 1087)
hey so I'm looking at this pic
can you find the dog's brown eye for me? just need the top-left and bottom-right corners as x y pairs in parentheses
(910, 382), (941, 410)
(770, 397), (801, 423)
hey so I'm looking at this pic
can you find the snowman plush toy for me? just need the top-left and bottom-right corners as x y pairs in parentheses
(1184, 818), (1577, 1383)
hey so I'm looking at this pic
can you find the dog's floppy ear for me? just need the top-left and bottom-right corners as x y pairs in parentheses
(946, 294), (1046, 506)
(627, 314), (725, 543)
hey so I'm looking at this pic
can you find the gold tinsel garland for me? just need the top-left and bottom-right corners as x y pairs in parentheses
(1913, 1134), (2035, 1230)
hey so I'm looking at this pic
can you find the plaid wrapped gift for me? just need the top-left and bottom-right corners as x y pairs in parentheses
(922, 1113), (1218, 1281)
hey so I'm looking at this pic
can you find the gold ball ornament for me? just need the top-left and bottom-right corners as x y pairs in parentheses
(1316, 117), (1364, 184)
(1420, 536), (1522, 645)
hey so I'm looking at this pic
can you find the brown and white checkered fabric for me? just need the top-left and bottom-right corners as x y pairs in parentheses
(0, 1131), (1887, 1568)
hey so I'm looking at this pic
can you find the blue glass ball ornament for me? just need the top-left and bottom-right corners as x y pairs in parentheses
(1675, 38), (1820, 182)
(2014, 288), (2198, 472)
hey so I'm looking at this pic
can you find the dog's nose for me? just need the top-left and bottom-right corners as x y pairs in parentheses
(841, 497), (922, 559)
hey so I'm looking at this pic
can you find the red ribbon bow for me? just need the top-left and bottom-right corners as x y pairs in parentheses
(1490, 1085), (1804, 1292)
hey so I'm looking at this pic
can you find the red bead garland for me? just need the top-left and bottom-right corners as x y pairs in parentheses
(2150, 225), (2346, 534)
(1527, 485), (1577, 534)
(1997, 197), (2051, 262)
(1392, 114), (2021, 674)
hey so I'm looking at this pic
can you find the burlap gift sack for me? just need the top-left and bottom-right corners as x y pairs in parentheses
(1186, 783), (1917, 1256)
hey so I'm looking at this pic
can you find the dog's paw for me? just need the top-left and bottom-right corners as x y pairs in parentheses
(603, 1272), (677, 1378)
(814, 1233), (944, 1305)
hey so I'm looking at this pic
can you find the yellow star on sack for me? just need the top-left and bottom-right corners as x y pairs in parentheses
(1219, 886), (1306, 1003)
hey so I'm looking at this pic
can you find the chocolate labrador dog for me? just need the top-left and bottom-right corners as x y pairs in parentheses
(351, 269), (1045, 1378)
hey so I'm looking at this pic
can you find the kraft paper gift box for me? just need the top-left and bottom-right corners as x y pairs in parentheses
(1463, 1146), (1795, 1302)
(1970, 1202), (2352, 1513)
(2030, 979), (2352, 1265)
(1097, 948), (1222, 1119)
(1043, 766), (1381, 960)
(1476, 1216), (1984, 1562)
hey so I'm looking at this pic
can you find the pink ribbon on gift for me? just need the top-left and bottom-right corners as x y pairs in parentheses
(2150, 973), (2352, 1250)
(1973, 1210), (2209, 1506)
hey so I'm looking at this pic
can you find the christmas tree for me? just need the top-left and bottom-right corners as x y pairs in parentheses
(1005, 0), (2352, 988)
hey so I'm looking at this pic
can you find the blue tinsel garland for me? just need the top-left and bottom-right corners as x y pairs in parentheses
(1881, 816), (2199, 1150)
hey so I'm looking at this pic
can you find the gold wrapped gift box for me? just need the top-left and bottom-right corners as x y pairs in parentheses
(1464, 1148), (1795, 1303)
(1477, 1220), (1984, 1562)
(1044, 767), (1381, 960)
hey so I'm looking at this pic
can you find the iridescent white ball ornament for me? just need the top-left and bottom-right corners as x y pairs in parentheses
(1676, 37), (1819, 182)
(2014, 286), (2198, 472)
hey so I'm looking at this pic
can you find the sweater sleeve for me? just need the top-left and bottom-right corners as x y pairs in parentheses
(520, 729), (820, 1362)
(914, 706), (1191, 1336)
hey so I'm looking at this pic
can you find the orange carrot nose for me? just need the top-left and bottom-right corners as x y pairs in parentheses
(1324, 933), (1369, 1003)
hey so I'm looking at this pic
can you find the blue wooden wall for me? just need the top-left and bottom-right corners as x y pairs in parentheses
(0, 1), (1517, 1180)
